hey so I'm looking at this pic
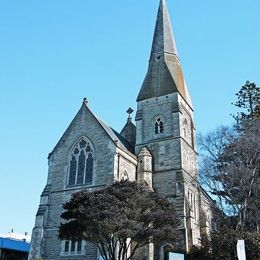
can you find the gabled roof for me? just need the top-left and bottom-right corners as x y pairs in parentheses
(49, 101), (135, 158)
(120, 117), (136, 147)
(137, 0), (193, 109)
(94, 114), (135, 154)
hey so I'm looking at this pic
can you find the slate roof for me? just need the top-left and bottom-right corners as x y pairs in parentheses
(94, 114), (135, 155)
(49, 102), (136, 158)
(137, 0), (193, 108)
(120, 118), (136, 148)
(150, 0), (178, 60)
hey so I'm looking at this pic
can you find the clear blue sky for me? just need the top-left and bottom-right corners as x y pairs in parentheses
(0, 0), (259, 236)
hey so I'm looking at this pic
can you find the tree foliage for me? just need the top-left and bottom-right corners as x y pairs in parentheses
(233, 80), (260, 121)
(196, 81), (260, 259)
(59, 181), (179, 260)
(190, 230), (260, 260)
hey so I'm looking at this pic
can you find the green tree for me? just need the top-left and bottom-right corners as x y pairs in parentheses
(233, 81), (260, 121)
(190, 229), (260, 260)
(59, 181), (179, 260)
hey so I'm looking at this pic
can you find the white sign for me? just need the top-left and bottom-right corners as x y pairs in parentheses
(237, 239), (246, 260)
(169, 252), (185, 260)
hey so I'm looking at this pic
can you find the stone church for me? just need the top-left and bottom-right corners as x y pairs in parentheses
(29, 0), (214, 259)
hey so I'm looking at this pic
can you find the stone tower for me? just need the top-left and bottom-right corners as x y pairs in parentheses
(135, 0), (201, 254)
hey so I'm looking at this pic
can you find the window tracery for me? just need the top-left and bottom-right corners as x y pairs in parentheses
(68, 137), (94, 187)
(154, 117), (164, 135)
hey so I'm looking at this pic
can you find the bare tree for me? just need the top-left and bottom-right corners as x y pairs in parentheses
(195, 81), (260, 259)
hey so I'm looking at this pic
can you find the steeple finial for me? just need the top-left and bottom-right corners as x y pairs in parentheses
(150, 0), (178, 61)
(126, 107), (134, 121)
(83, 97), (88, 106)
(136, 0), (193, 108)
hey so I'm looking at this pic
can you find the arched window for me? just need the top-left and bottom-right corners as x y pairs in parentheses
(68, 137), (94, 187)
(154, 117), (164, 135)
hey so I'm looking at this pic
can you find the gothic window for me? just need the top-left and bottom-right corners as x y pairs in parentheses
(68, 156), (77, 186)
(77, 151), (85, 185)
(154, 117), (164, 135)
(85, 153), (93, 184)
(68, 137), (95, 187)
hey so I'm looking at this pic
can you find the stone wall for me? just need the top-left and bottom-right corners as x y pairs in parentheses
(135, 92), (201, 255)
(29, 105), (138, 260)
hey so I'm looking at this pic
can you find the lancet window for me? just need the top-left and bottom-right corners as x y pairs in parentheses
(154, 117), (164, 135)
(68, 137), (94, 186)
(183, 118), (188, 138)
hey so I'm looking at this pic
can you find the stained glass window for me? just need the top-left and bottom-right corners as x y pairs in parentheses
(85, 153), (93, 184)
(86, 145), (91, 152)
(68, 137), (94, 187)
(79, 139), (87, 148)
(77, 151), (85, 185)
(68, 156), (77, 186)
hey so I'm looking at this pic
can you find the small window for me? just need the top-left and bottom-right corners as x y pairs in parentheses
(64, 241), (69, 253)
(122, 171), (128, 181)
(71, 240), (76, 252)
(77, 240), (82, 253)
(183, 127), (187, 137)
(63, 240), (83, 256)
(154, 118), (164, 135)
(176, 182), (183, 195)
(183, 118), (188, 138)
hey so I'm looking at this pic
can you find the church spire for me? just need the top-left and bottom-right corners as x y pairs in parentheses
(137, 0), (192, 108)
(150, 0), (178, 60)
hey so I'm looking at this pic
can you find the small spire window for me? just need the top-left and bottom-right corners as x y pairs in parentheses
(183, 118), (188, 138)
(155, 118), (164, 134)
(122, 171), (129, 181)
(68, 137), (94, 187)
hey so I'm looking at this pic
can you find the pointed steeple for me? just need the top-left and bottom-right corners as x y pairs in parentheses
(137, 0), (192, 108)
(150, 0), (178, 60)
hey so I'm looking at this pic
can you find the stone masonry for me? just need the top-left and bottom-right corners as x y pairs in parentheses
(29, 0), (214, 259)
